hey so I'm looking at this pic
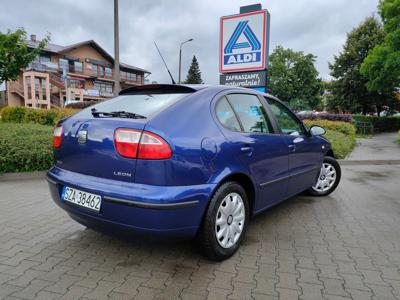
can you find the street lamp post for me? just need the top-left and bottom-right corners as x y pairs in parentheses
(178, 38), (193, 84)
(114, 0), (120, 96)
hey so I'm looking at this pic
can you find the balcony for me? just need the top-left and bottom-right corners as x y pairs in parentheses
(26, 62), (59, 73)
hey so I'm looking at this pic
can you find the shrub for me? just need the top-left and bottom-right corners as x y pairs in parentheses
(352, 115), (400, 132)
(54, 108), (80, 124)
(297, 113), (353, 123)
(0, 107), (78, 126)
(324, 129), (356, 159)
(303, 119), (356, 137)
(0, 122), (54, 174)
(302, 119), (356, 159)
(1, 106), (27, 123)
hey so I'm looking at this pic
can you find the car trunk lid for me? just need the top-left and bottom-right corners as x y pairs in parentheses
(55, 117), (147, 182)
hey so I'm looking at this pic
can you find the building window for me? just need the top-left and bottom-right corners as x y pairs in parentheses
(26, 77), (32, 99)
(59, 59), (69, 72)
(74, 61), (83, 73)
(39, 55), (50, 63)
(69, 79), (84, 89)
(105, 67), (112, 77)
(92, 65), (98, 77)
(98, 66), (105, 77)
(137, 74), (142, 83)
(128, 72), (136, 81)
(94, 81), (113, 96)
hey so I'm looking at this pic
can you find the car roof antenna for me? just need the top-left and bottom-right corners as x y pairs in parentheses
(154, 42), (176, 84)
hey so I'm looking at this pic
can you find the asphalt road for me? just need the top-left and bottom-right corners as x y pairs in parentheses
(1, 162), (400, 300)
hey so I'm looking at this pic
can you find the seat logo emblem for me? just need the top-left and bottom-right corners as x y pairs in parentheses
(77, 130), (88, 144)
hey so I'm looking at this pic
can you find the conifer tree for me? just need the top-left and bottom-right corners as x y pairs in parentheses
(184, 55), (203, 84)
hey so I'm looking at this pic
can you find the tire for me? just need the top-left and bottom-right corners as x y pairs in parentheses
(308, 156), (341, 196)
(199, 181), (249, 261)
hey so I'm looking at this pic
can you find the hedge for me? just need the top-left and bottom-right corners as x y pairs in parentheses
(297, 113), (353, 123)
(0, 106), (78, 126)
(0, 122), (54, 174)
(303, 119), (356, 159)
(303, 119), (356, 137)
(352, 115), (400, 133)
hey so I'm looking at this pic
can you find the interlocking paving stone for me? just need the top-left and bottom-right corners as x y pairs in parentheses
(1, 164), (400, 299)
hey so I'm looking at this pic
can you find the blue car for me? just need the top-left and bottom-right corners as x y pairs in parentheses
(47, 84), (341, 260)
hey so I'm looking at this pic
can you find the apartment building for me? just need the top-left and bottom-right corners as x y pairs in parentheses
(6, 35), (150, 109)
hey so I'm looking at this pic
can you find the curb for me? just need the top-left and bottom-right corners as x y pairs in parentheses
(0, 171), (47, 182)
(338, 160), (400, 166)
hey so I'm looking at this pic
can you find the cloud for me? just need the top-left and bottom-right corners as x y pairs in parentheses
(1, 0), (379, 84)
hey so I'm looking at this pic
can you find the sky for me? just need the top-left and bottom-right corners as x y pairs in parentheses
(0, 0), (379, 85)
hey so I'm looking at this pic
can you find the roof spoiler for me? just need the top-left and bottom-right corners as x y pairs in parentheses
(119, 84), (198, 95)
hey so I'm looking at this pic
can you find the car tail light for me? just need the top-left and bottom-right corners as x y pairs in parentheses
(53, 125), (63, 148)
(114, 129), (172, 159)
(137, 131), (172, 159)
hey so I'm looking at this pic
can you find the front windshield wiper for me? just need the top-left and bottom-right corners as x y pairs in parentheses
(91, 109), (146, 119)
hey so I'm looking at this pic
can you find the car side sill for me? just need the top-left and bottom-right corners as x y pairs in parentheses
(103, 196), (199, 210)
(259, 166), (319, 188)
(260, 175), (289, 187)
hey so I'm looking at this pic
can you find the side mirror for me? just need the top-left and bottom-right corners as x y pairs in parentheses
(310, 125), (326, 136)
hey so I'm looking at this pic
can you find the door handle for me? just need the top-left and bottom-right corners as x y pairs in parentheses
(240, 146), (252, 152)
(288, 144), (296, 152)
(240, 145), (253, 157)
(293, 137), (304, 144)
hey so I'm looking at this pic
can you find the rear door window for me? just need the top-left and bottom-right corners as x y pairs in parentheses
(77, 93), (187, 118)
(226, 94), (273, 133)
(215, 97), (242, 131)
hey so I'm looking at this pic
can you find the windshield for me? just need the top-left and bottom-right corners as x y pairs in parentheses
(76, 93), (187, 118)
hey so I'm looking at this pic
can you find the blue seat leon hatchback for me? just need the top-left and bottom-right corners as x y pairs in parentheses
(47, 84), (341, 260)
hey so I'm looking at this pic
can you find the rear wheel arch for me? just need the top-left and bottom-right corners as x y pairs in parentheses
(211, 173), (256, 216)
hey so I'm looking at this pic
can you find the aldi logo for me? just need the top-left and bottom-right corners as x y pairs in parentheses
(220, 10), (268, 73)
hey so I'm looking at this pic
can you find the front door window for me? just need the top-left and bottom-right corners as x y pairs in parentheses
(266, 98), (305, 136)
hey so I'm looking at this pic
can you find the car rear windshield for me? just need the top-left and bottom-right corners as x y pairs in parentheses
(76, 93), (188, 118)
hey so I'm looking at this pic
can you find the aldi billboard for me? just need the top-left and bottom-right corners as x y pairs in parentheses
(220, 9), (269, 73)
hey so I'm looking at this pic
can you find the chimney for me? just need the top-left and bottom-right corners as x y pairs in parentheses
(30, 34), (36, 42)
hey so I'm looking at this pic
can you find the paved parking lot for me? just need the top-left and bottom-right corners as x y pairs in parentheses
(1, 164), (400, 300)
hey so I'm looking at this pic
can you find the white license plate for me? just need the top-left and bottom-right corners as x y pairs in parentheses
(62, 186), (101, 212)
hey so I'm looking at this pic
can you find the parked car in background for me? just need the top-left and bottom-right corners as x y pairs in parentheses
(47, 84), (341, 260)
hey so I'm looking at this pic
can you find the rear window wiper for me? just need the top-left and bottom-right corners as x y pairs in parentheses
(91, 109), (146, 119)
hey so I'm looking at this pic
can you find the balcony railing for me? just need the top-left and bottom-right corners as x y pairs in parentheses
(27, 62), (59, 73)
(83, 89), (112, 98)
(26, 62), (143, 85)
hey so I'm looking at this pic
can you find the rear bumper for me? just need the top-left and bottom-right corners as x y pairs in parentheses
(47, 167), (215, 239)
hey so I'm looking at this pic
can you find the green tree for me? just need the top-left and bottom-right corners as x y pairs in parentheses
(0, 29), (49, 83)
(268, 46), (323, 111)
(184, 55), (203, 84)
(329, 17), (385, 114)
(361, 0), (400, 96)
